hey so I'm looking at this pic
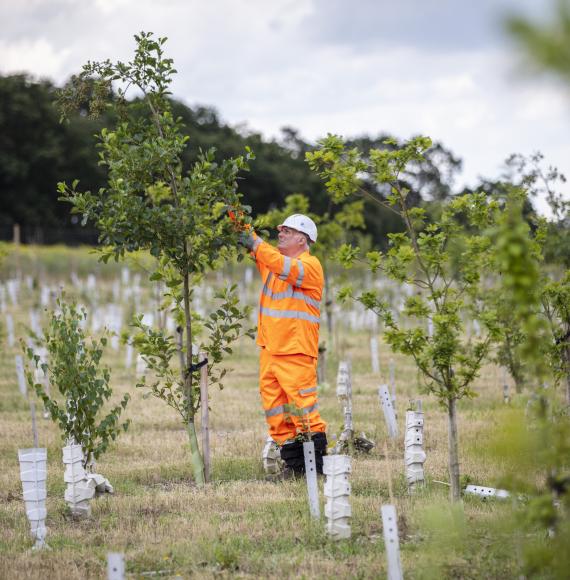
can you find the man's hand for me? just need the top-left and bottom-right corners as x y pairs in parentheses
(237, 231), (255, 250)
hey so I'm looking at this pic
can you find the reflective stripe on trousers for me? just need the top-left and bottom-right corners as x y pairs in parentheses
(259, 348), (326, 444)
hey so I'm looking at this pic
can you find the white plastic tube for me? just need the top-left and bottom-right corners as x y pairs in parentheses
(62, 443), (93, 517)
(261, 436), (281, 475)
(323, 455), (351, 540)
(381, 504), (403, 580)
(18, 448), (48, 549)
(378, 385), (398, 438)
(336, 361), (353, 433)
(405, 403), (426, 490)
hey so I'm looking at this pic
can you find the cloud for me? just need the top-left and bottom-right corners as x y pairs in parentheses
(300, 0), (543, 53)
(0, 38), (69, 79)
(0, 0), (567, 216)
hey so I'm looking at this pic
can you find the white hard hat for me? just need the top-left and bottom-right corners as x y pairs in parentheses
(278, 214), (318, 243)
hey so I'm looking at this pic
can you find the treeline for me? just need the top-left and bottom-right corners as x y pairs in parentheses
(0, 73), (567, 262)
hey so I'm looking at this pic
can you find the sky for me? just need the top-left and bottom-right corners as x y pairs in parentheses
(1, 0), (569, 215)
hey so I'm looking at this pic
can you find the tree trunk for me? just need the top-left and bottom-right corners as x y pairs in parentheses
(447, 396), (461, 502)
(186, 419), (205, 486)
(506, 340), (524, 394)
(564, 344), (570, 407)
(183, 268), (205, 485)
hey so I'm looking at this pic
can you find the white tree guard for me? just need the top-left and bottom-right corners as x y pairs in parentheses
(63, 443), (92, 517)
(323, 455), (351, 540)
(18, 448), (48, 549)
(404, 404), (426, 490)
(7, 279), (19, 305)
(370, 335), (380, 374)
(303, 441), (320, 519)
(0, 283), (6, 312)
(15, 355), (27, 396)
(336, 361), (353, 433)
(135, 354), (146, 376)
(473, 319), (481, 337)
(62, 443), (115, 518)
(107, 552), (125, 580)
(29, 308), (42, 338)
(427, 316), (433, 338)
(125, 344), (133, 370)
(244, 266), (254, 287)
(86, 274), (97, 292)
(389, 358), (396, 409)
(40, 287), (51, 308)
(261, 436), (282, 475)
(464, 485), (510, 500)
(378, 384), (398, 438)
(121, 267), (130, 287)
(381, 504), (403, 580)
(6, 313), (15, 347)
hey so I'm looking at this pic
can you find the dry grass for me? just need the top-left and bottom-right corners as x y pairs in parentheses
(0, 249), (535, 578)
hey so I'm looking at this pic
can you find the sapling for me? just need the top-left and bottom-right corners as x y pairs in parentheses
(58, 33), (255, 484)
(23, 297), (130, 469)
(307, 135), (502, 501)
(489, 191), (570, 578)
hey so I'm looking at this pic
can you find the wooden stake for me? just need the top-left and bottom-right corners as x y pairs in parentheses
(200, 352), (210, 483)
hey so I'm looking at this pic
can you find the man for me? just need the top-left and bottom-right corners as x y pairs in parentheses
(240, 213), (328, 478)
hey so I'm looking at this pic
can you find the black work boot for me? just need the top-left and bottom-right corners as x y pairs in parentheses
(311, 432), (328, 474)
(280, 439), (305, 479)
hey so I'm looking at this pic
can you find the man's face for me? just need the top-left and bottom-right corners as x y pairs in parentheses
(277, 226), (307, 257)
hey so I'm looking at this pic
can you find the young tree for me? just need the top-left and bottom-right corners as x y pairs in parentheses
(23, 298), (130, 468)
(491, 191), (570, 578)
(307, 135), (502, 501)
(58, 32), (254, 485)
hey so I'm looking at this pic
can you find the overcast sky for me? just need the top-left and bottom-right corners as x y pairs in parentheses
(1, 0), (569, 214)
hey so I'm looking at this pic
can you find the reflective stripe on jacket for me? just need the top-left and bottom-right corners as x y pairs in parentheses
(250, 232), (324, 357)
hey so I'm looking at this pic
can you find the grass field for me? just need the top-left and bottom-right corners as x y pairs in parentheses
(0, 245), (556, 579)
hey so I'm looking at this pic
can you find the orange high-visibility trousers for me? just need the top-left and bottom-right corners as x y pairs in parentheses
(259, 347), (327, 444)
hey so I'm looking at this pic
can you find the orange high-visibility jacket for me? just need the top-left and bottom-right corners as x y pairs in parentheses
(249, 232), (324, 358)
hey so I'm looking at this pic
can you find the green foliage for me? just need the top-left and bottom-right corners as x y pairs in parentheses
(132, 284), (254, 421)
(489, 404), (570, 579)
(487, 151), (570, 578)
(542, 271), (570, 391)
(23, 297), (130, 466)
